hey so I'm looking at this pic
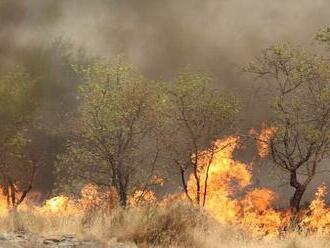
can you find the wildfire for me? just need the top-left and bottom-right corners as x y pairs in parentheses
(186, 136), (286, 236)
(242, 189), (277, 212)
(43, 184), (118, 214)
(184, 134), (330, 238)
(187, 137), (250, 223)
(301, 185), (330, 235)
(129, 190), (157, 207)
(0, 131), (329, 239)
(0, 188), (10, 216)
(240, 189), (288, 237)
(250, 124), (277, 158)
(43, 196), (74, 213)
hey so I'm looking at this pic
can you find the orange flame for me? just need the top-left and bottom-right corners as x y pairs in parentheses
(186, 136), (286, 237)
(250, 124), (277, 158)
(0, 129), (328, 239)
(129, 190), (157, 207)
(301, 185), (330, 235)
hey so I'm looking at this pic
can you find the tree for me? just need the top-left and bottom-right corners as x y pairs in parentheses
(20, 38), (93, 195)
(161, 71), (239, 206)
(315, 26), (330, 48)
(0, 68), (39, 208)
(244, 42), (330, 215)
(56, 58), (164, 206)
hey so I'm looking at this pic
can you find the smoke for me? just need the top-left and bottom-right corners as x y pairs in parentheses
(5, 0), (328, 123)
(4, 1), (329, 70)
(3, 0), (330, 84)
(1, 0), (330, 203)
(53, 0), (329, 74)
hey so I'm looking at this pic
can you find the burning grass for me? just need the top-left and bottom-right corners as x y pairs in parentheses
(0, 136), (330, 247)
(0, 203), (329, 247)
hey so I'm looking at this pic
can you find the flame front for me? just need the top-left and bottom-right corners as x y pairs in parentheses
(0, 133), (329, 239)
(186, 136), (286, 237)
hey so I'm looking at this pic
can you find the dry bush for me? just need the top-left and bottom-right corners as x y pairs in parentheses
(0, 204), (329, 247)
(104, 203), (210, 247)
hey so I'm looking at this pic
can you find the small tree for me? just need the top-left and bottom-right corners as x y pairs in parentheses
(315, 26), (330, 48)
(56, 58), (164, 206)
(0, 68), (38, 208)
(162, 71), (239, 206)
(244, 42), (330, 215)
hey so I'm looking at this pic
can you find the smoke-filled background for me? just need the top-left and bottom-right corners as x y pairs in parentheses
(1, 0), (330, 206)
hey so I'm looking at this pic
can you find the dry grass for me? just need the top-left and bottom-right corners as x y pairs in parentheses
(0, 204), (328, 247)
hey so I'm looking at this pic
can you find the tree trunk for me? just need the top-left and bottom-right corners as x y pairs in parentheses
(118, 184), (127, 207)
(289, 171), (306, 228)
(192, 162), (201, 205)
(119, 191), (127, 207)
(195, 180), (201, 205)
(290, 185), (306, 214)
(180, 167), (193, 204)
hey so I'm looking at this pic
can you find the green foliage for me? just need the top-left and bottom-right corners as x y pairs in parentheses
(159, 70), (239, 204)
(56, 59), (239, 206)
(56, 57), (164, 205)
(166, 71), (239, 146)
(244, 41), (330, 211)
(0, 67), (37, 153)
(75, 58), (162, 145)
(315, 26), (330, 45)
(246, 42), (330, 164)
(163, 70), (239, 158)
(0, 67), (39, 197)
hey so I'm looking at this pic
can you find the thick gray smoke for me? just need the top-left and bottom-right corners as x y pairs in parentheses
(1, 0), (330, 204)
(4, 0), (329, 124)
(56, 0), (329, 79)
(5, 1), (330, 74)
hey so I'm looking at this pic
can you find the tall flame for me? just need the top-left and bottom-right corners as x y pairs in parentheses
(0, 130), (329, 239)
(187, 136), (286, 237)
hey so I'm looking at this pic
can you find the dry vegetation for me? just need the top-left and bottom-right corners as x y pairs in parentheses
(1, 3), (330, 247)
(0, 203), (329, 248)
(1, 134), (330, 247)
